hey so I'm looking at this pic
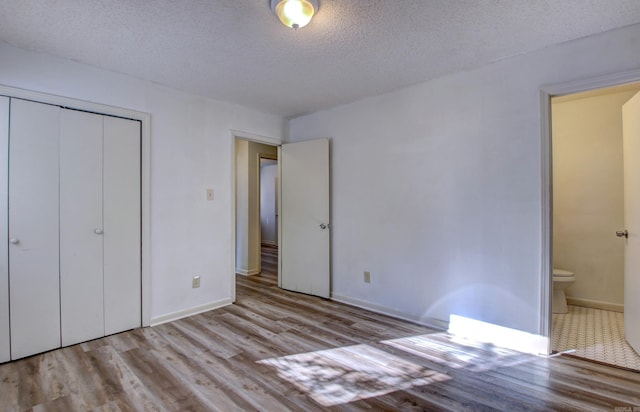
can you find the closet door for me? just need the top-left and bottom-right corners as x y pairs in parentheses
(60, 109), (104, 346)
(103, 116), (141, 335)
(9, 99), (61, 359)
(0, 97), (9, 363)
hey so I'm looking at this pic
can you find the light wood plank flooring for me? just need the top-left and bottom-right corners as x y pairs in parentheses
(2, 265), (640, 410)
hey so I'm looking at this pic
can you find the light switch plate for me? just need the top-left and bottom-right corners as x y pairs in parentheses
(206, 189), (214, 200)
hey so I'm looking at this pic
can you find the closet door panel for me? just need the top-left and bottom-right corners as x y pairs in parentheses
(60, 109), (104, 346)
(0, 97), (9, 363)
(103, 117), (141, 335)
(9, 99), (60, 359)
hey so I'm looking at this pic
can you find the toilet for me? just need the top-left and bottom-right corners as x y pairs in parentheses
(553, 269), (575, 314)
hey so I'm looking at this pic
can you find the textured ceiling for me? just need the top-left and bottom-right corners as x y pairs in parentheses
(1, 1), (639, 117)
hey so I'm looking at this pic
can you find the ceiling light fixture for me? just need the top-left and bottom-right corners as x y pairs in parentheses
(271, 0), (318, 29)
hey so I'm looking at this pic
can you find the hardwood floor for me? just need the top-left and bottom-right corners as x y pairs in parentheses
(2, 251), (640, 410)
(257, 242), (278, 286)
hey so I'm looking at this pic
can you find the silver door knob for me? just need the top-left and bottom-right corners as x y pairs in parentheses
(616, 230), (628, 238)
(319, 223), (330, 230)
(9, 238), (19, 245)
(94, 229), (104, 235)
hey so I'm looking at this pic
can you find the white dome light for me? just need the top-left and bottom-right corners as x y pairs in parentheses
(271, 0), (318, 29)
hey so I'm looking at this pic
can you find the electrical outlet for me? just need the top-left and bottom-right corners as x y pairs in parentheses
(192, 275), (201, 288)
(364, 271), (371, 283)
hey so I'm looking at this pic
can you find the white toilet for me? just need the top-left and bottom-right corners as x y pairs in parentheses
(553, 269), (575, 314)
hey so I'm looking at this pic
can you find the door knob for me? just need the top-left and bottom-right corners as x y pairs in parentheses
(94, 228), (104, 235)
(616, 230), (628, 238)
(319, 223), (330, 230)
(9, 238), (19, 245)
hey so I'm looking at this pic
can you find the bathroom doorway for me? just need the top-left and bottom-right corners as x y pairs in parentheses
(549, 81), (640, 370)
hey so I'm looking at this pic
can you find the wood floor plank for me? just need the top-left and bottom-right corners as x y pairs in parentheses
(144, 346), (249, 412)
(120, 347), (215, 411)
(182, 348), (294, 411)
(88, 345), (165, 412)
(32, 394), (81, 412)
(213, 351), (328, 412)
(172, 315), (244, 360)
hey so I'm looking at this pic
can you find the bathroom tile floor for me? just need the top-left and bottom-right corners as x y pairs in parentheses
(552, 304), (640, 370)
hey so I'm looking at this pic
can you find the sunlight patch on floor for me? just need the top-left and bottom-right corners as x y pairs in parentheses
(257, 344), (450, 407)
(382, 333), (536, 372)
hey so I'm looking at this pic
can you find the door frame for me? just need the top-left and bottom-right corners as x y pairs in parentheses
(0, 84), (152, 327)
(230, 130), (281, 302)
(540, 69), (640, 353)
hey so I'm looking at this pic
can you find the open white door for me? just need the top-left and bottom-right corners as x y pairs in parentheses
(280, 138), (330, 298)
(623, 91), (640, 354)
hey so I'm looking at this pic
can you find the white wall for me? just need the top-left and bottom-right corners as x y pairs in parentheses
(289, 23), (640, 335)
(553, 90), (638, 308)
(260, 160), (278, 245)
(0, 42), (285, 323)
(235, 141), (277, 274)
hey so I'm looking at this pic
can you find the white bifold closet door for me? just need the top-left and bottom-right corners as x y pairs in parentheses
(9, 99), (62, 359)
(7, 98), (141, 359)
(103, 116), (141, 336)
(60, 109), (105, 346)
(0, 97), (9, 363)
(59, 111), (141, 345)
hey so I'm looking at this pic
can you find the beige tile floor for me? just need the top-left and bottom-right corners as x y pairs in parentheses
(552, 305), (640, 370)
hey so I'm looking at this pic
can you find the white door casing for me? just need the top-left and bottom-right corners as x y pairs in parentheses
(9, 99), (61, 359)
(623, 91), (640, 354)
(280, 138), (330, 298)
(0, 97), (9, 363)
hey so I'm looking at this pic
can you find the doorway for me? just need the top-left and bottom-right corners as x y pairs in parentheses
(548, 81), (640, 370)
(231, 133), (331, 303)
(258, 156), (278, 285)
(234, 137), (280, 291)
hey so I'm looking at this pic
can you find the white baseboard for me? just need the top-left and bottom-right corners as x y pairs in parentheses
(448, 314), (549, 355)
(236, 268), (260, 276)
(331, 294), (449, 331)
(566, 297), (624, 313)
(150, 298), (232, 326)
